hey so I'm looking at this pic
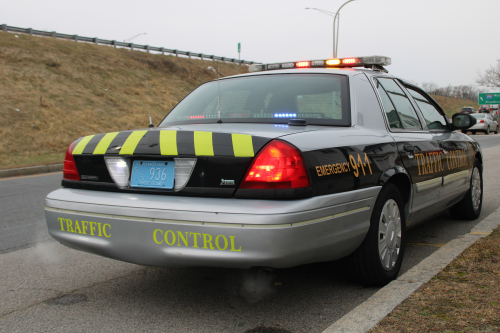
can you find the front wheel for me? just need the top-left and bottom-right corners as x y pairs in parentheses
(449, 159), (483, 220)
(343, 183), (406, 286)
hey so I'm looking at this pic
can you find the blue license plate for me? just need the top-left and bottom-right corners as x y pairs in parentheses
(130, 160), (174, 189)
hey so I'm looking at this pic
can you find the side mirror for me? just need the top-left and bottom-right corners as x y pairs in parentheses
(452, 113), (476, 130)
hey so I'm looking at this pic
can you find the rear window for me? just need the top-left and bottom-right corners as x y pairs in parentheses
(461, 107), (473, 111)
(159, 74), (350, 126)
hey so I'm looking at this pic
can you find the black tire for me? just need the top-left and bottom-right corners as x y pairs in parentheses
(449, 159), (483, 220)
(495, 126), (498, 134)
(485, 127), (490, 135)
(342, 183), (406, 286)
(461, 130), (466, 134)
(471, 131), (476, 135)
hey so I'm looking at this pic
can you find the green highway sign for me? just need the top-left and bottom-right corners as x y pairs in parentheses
(478, 93), (500, 105)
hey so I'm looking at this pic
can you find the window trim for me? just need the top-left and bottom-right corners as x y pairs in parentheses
(372, 77), (425, 132)
(397, 80), (452, 133)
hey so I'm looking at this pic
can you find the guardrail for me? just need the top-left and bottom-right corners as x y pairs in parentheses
(1, 24), (258, 65)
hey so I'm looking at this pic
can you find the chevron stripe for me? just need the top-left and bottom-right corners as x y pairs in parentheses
(71, 130), (266, 157)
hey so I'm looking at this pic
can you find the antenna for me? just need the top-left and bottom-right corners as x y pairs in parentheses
(143, 63), (154, 128)
(217, 66), (222, 123)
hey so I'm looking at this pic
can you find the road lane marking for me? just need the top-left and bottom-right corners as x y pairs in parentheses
(0, 172), (62, 181)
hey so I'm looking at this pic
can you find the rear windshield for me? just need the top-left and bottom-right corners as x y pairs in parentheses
(461, 107), (473, 111)
(159, 74), (350, 126)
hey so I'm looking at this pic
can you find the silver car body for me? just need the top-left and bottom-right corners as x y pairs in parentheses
(467, 113), (498, 133)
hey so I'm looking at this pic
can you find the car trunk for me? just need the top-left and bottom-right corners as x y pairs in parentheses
(68, 124), (317, 198)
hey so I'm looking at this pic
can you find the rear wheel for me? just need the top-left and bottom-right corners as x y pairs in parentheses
(449, 159), (482, 220)
(471, 131), (476, 135)
(485, 127), (490, 135)
(495, 126), (498, 134)
(343, 183), (406, 286)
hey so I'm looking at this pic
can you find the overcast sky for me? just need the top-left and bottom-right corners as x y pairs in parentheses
(3, 0), (499, 91)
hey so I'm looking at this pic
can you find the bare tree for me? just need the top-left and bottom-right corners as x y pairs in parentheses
(421, 82), (439, 94)
(476, 60), (500, 88)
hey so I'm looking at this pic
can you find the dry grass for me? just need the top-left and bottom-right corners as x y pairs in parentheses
(0, 31), (479, 170)
(431, 95), (478, 118)
(370, 227), (500, 333)
(0, 32), (247, 169)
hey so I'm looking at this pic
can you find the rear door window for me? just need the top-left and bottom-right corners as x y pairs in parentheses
(375, 80), (402, 129)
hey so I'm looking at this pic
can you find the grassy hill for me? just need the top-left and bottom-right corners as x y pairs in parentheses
(0, 32), (247, 169)
(430, 95), (478, 118)
(0, 31), (481, 170)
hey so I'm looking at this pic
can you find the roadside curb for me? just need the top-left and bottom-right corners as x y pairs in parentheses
(0, 164), (63, 178)
(322, 207), (500, 333)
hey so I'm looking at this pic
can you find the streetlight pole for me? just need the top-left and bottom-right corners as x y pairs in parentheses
(306, 0), (356, 58)
(124, 33), (147, 43)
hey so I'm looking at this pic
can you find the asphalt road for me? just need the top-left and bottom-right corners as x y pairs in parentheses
(1, 135), (499, 333)
(467, 132), (500, 149)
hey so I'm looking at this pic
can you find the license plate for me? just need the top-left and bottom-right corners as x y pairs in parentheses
(130, 160), (174, 189)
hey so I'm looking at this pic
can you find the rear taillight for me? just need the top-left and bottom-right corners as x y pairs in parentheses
(479, 120), (485, 123)
(63, 141), (80, 181)
(239, 140), (310, 189)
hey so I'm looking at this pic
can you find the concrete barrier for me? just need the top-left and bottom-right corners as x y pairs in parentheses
(0, 164), (63, 178)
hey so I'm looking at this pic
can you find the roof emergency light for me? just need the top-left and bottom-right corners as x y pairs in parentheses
(249, 55), (391, 72)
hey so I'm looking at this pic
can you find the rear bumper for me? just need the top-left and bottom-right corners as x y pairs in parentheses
(45, 187), (380, 268)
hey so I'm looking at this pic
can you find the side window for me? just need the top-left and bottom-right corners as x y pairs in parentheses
(406, 88), (448, 130)
(376, 78), (422, 130)
(374, 79), (402, 129)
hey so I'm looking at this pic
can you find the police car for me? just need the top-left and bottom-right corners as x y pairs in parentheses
(45, 56), (482, 286)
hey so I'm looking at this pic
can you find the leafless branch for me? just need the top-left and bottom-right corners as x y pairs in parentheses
(476, 61), (500, 88)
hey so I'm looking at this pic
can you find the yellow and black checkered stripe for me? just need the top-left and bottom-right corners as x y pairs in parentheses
(72, 130), (270, 157)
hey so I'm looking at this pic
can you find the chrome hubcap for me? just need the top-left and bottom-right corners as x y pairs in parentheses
(471, 167), (481, 211)
(378, 199), (402, 271)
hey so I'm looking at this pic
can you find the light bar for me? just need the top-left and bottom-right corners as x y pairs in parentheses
(274, 113), (297, 118)
(249, 55), (391, 72)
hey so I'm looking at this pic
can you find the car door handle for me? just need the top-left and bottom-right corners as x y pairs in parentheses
(403, 144), (414, 152)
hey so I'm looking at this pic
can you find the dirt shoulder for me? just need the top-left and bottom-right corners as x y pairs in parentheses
(370, 226), (500, 332)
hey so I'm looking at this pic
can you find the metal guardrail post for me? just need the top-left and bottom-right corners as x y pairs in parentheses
(188, 51), (191, 59)
(1, 24), (6, 32)
(160, 47), (164, 55)
(222, 57), (225, 63)
(51, 31), (56, 38)
(93, 37), (98, 44)
(129, 43), (134, 50)
(146, 45), (150, 53)
(28, 28), (33, 35)
(200, 54), (204, 60)
(112, 40), (116, 48)
(73, 34), (78, 42)
(174, 49), (178, 57)
(211, 55), (215, 62)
